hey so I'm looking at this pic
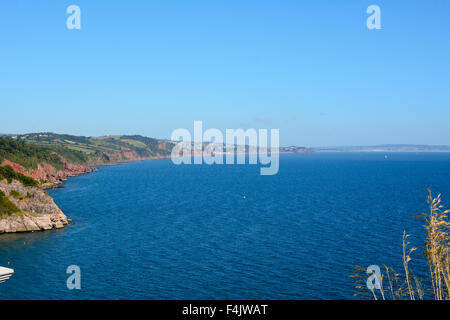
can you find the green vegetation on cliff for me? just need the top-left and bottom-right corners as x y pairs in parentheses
(3, 133), (174, 165)
(0, 138), (67, 170)
(0, 165), (38, 187)
(0, 133), (175, 186)
(0, 189), (20, 217)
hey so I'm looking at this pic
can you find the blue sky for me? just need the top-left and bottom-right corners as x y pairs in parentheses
(1, 0), (449, 147)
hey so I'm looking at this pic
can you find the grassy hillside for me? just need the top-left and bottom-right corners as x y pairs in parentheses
(2, 133), (175, 166)
(0, 138), (74, 170)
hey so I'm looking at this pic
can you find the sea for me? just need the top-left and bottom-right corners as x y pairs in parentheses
(1, 153), (450, 299)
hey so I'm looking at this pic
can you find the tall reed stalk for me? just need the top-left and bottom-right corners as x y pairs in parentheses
(351, 190), (450, 300)
(424, 190), (450, 300)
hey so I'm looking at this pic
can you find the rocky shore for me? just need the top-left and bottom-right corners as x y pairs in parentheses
(0, 134), (178, 234)
(2, 158), (97, 189)
(0, 180), (68, 234)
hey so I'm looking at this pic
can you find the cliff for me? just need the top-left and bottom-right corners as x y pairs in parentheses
(2, 158), (96, 189)
(0, 133), (311, 234)
(0, 134), (175, 187)
(0, 133), (176, 234)
(0, 179), (68, 233)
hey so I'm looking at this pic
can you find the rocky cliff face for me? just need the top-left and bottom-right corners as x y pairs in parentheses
(0, 134), (176, 234)
(2, 158), (96, 188)
(0, 179), (68, 233)
(87, 143), (173, 165)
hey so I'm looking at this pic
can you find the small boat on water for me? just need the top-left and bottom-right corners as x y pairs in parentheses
(0, 266), (14, 284)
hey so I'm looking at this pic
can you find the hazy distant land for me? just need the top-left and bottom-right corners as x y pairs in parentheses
(312, 144), (450, 152)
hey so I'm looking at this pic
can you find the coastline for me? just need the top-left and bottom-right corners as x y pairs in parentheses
(0, 155), (174, 234)
(5, 149), (447, 234)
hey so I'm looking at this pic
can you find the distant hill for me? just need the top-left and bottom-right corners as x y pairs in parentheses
(6, 133), (176, 164)
(0, 133), (176, 186)
(279, 146), (313, 153)
(9, 132), (447, 186)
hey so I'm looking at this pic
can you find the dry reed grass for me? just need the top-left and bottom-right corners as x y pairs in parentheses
(351, 190), (449, 300)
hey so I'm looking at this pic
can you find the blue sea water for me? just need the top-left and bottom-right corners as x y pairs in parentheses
(1, 153), (450, 299)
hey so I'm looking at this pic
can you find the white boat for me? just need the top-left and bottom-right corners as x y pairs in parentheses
(0, 266), (14, 284)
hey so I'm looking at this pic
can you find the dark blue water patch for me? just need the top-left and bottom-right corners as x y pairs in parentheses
(1, 153), (450, 299)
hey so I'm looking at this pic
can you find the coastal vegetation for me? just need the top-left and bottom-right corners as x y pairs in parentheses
(0, 189), (20, 217)
(8, 132), (174, 162)
(0, 177), (69, 232)
(0, 165), (37, 218)
(0, 133), (177, 187)
(0, 138), (67, 170)
(0, 133), (178, 232)
(351, 190), (450, 300)
(0, 165), (38, 187)
(1, 133), (176, 169)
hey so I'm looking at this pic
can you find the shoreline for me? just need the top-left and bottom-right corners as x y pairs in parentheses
(4, 151), (449, 234)
(0, 156), (171, 234)
(41, 155), (174, 190)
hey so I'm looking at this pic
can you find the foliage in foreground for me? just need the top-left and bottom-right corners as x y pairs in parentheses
(351, 190), (450, 300)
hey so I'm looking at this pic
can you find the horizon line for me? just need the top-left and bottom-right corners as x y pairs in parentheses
(1, 132), (450, 150)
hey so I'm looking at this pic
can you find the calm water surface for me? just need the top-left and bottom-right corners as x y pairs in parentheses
(1, 153), (450, 299)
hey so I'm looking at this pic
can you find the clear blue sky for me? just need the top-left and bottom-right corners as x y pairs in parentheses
(1, 0), (449, 147)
